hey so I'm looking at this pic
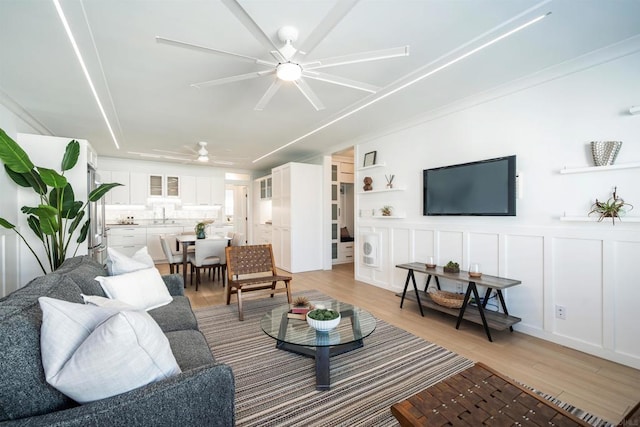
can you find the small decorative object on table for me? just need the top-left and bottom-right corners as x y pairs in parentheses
(425, 256), (436, 269)
(443, 261), (460, 273)
(385, 174), (395, 189)
(591, 141), (622, 166)
(194, 220), (213, 239)
(469, 263), (482, 278)
(363, 176), (373, 191)
(588, 186), (633, 225)
(306, 308), (341, 332)
(288, 296), (313, 319)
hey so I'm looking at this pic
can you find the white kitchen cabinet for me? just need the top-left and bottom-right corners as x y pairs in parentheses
(107, 227), (146, 257)
(210, 174), (225, 205)
(149, 174), (180, 198)
(271, 162), (322, 273)
(180, 175), (197, 205)
(129, 172), (148, 205)
(109, 171), (131, 205)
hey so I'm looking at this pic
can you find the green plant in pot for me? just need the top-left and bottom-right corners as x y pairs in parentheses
(588, 186), (633, 225)
(0, 129), (122, 274)
(194, 220), (213, 239)
(443, 261), (460, 273)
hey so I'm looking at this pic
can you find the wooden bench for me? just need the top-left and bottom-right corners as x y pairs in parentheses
(225, 244), (292, 320)
(391, 363), (591, 426)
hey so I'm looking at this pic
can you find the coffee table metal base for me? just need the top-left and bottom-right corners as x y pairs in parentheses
(275, 309), (363, 390)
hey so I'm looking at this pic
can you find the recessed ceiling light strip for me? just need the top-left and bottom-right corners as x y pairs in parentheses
(52, 0), (120, 149)
(253, 11), (550, 164)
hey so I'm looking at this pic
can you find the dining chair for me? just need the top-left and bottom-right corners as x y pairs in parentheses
(231, 233), (245, 246)
(159, 235), (182, 274)
(187, 239), (226, 291)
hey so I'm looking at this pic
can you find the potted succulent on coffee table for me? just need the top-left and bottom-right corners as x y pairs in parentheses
(307, 308), (341, 332)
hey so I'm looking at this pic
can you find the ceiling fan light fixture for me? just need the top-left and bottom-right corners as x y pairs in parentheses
(197, 154), (209, 162)
(276, 62), (302, 81)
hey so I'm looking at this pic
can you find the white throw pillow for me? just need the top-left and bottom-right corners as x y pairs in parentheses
(106, 246), (154, 276)
(38, 297), (181, 404)
(94, 267), (173, 311)
(81, 294), (137, 310)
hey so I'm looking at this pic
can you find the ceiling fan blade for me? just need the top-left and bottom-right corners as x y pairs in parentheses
(294, 78), (325, 111)
(304, 46), (409, 70)
(297, 0), (360, 57)
(302, 71), (379, 93)
(221, 0), (280, 52)
(191, 70), (274, 89)
(254, 80), (283, 111)
(155, 36), (275, 67)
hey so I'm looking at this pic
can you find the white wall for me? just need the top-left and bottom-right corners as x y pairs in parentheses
(351, 40), (640, 368)
(0, 105), (39, 296)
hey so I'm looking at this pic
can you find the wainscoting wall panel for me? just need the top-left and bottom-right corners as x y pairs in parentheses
(355, 221), (640, 369)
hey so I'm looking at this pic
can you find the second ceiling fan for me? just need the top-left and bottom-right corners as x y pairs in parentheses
(156, 0), (409, 111)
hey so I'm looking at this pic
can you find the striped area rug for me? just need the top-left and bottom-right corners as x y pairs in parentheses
(194, 290), (612, 427)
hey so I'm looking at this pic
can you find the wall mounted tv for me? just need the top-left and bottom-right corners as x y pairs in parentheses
(423, 155), (516, 216)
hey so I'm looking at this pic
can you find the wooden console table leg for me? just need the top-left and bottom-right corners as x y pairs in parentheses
(400, 269), (424, 317)
(495, 290), (514, 332)
(456, 283), (493, 342)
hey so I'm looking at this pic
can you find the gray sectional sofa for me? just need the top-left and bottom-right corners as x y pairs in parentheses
(0, 256), (235, 426)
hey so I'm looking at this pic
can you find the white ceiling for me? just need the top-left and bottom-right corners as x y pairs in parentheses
(1, 0), (639, 172)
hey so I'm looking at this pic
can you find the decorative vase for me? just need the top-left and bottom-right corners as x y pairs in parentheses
(591, 141), (622, 166)
(196, 229), (206, 239)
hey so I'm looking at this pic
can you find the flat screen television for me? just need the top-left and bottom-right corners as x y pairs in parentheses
(423, 155), (516, 216)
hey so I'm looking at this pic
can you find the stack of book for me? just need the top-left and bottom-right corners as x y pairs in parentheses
(287, 306), (311, 320)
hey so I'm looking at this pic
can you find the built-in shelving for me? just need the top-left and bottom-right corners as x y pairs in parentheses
(559, 162), (640, 174)
(560, 216), (640, 223)
(357, 163), (386, 172)
(358, 187), (405, 194)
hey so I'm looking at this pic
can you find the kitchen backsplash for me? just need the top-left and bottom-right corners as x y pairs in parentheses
(105, 202), (228, 226)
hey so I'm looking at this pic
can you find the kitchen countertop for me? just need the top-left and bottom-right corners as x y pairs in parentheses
(107, 222), (234, 228)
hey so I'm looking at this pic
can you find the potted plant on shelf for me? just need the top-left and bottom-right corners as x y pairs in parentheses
(0, 129), (121, 274)
(194, 219), (214, 239)
(380, 205), (393, 216)
(443, 261), (460, 274)
(588, 186), (633, 225)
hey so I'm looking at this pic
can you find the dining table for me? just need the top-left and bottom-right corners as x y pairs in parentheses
(175, 234), (232, 288)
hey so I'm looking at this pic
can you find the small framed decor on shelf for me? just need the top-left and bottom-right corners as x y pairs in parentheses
(363, 151), (377, 167)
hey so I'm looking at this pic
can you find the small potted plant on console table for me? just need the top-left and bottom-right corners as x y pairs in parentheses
(443, 261), (460, 273)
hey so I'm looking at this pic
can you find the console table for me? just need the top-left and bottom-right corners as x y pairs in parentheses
(395, 262), (521, 341)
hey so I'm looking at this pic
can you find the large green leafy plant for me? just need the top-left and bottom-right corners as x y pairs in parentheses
(0, 129), (121, 274)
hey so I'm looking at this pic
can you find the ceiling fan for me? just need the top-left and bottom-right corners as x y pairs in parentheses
(156, 0), (409, 111)
(129, 141), (248, 165)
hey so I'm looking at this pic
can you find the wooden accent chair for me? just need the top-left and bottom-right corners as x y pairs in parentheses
(225, 244), (292, 320)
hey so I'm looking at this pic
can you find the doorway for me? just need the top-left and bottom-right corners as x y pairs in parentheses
(331, 148), (355, 265)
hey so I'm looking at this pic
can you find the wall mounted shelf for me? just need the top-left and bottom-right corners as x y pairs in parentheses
(358, 187), (405, 194)
(372, 214), (406, 219)
(357, 163), (386, 172)
(559, 216), (640, 223)
(559, 162), (640, 174)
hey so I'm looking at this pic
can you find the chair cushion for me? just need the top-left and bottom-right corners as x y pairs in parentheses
(187, 254), (220, 267)
(95, 267), (173, 311)
(39, 297), (181, 404)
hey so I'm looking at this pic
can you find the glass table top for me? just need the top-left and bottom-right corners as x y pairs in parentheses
(260, 300), (377, 347)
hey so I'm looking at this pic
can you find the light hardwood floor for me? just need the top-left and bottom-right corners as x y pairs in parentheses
(159, 262), (640, 424)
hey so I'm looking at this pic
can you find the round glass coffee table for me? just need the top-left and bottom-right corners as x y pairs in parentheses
(260, 300), (376, 390)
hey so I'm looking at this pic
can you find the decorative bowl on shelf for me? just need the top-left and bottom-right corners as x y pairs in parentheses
(306, 309), (341, 332)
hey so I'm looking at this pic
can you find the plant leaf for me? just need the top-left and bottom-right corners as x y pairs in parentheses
(4, 165), (31, 187)
(68, 209), (85, 234)
(36, 205), (59, 235)
(27, 215), (44, 241)
(77, 218), (89, 244)
(21, 169), (48, 195)
(0, 129), (34, 173)
(89, 182), (122, 201)
(50, 184), (79, 218)
(0, 218), (16, 229)
(38, 167), (68, 189)
(21, 206), (39, 215)
(61, 140), (80, 171)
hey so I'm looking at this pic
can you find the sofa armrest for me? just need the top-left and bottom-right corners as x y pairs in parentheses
(162, 274), (185, 296)
(2, 363), (234, 427)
